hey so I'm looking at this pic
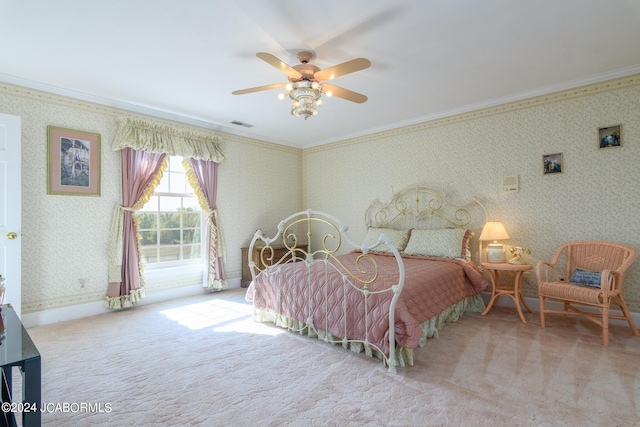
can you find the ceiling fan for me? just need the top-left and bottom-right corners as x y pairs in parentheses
(232, 51), (371, 119)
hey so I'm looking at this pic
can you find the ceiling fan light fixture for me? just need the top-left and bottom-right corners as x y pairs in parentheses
(232, 51), (370, 119)
(289, 81), (322, 120)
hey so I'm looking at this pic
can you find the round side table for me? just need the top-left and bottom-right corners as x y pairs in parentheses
(480, 262), (533, 323)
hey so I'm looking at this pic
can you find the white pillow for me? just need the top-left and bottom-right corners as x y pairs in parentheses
(403, 228), (472, 260)
(361, 227), (410, 253)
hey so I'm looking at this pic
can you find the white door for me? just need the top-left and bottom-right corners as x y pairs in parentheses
(0, 113), (21, 317)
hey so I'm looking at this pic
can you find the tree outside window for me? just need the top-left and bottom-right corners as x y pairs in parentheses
(136, 156), (204, 267)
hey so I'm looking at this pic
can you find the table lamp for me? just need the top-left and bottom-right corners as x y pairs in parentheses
(479, 221), (510, 263)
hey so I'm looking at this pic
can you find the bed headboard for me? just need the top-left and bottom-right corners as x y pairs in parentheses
(364, 185), (487, 263)
(248, 209), (403, 291)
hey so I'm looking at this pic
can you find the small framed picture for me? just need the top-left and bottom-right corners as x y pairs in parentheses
(543, 153), (563, 175)
(47, 126), (101, 196)
(598, 125), (621, 148)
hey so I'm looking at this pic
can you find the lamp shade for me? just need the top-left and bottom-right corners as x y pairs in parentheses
(479, 221), (510, 242)
(480, 221), (510, 263)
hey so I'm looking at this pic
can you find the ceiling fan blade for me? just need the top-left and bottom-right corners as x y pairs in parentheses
(256, 52), (302, 80)
(314, 58), (371, 81)
(232, 83), (287, 95)
(322, 84), (367, 103)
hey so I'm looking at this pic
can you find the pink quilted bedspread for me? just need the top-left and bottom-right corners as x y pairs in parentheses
(250, 251), (488, 354)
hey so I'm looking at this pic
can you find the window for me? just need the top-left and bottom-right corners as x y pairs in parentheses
(136, 156), (203, 268)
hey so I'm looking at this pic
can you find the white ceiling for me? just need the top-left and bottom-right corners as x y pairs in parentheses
(2, 0), (640, 149)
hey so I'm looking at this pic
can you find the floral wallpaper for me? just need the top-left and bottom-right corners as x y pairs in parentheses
(0, 82), (300, 315)
(304, 74), (640, 312)
(2, 72), (640, 318)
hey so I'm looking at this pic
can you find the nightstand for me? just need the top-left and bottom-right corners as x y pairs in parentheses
(480, 262), (533, 323)
(241, 245), (296, 287)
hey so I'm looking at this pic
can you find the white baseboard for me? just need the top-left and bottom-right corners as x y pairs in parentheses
(22, 277), (242, 328)
(483, 292), (640, 327)
(23, 283), (638, 330)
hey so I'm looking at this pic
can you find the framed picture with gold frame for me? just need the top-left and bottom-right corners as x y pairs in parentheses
(47, 126), (101, 196)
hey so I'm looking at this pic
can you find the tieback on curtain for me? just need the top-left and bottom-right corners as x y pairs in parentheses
(206, 208), (226, 263)
(107, 205), (137, 283)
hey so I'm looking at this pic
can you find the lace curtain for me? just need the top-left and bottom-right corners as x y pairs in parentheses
(107, 117), (227, 308)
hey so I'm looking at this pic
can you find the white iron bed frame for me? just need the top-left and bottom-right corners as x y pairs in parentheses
(247, 185), (486, 373)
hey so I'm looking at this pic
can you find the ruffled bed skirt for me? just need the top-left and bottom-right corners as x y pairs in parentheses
(251, 294), (486, 368)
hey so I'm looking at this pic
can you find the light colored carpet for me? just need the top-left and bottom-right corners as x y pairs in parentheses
(12, 288), (640, 426)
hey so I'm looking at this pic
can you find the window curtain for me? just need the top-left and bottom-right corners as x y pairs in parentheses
(184, 158), (227, 291)
(107, 117), (227, 309)
(107, 149), (167, 308)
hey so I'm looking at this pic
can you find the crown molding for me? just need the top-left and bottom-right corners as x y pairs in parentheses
(304, 70), (640, 153)
(3, 68), (639, 153)
(0, 78), (301, 153)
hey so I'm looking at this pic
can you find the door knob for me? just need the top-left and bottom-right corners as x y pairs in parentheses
(6, 232), (17, 240)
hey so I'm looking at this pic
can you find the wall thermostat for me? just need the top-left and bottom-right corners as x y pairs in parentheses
(502, 175), (519, 194)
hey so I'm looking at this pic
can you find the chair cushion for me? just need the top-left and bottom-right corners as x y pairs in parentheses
(568, 268), (601, 288)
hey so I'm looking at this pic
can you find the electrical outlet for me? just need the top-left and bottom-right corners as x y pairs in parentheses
(78, 278), (87, 288)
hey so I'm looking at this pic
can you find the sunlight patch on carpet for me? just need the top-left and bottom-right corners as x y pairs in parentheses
(159, 298), (284, 336)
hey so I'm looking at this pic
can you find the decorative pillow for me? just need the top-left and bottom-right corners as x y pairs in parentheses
(569, 268), (602, 288)
(459, 229), (474, 262)
(361, 227), (410, 253)
(403, 228), (472, 260)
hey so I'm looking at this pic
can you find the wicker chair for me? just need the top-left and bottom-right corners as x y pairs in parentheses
(536, 241), (639, 346)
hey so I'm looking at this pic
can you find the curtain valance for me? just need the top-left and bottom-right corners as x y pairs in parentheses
(112, 117), (227, 163)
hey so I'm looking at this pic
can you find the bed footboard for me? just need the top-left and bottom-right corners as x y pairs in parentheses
(246, 210), (406, 373)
